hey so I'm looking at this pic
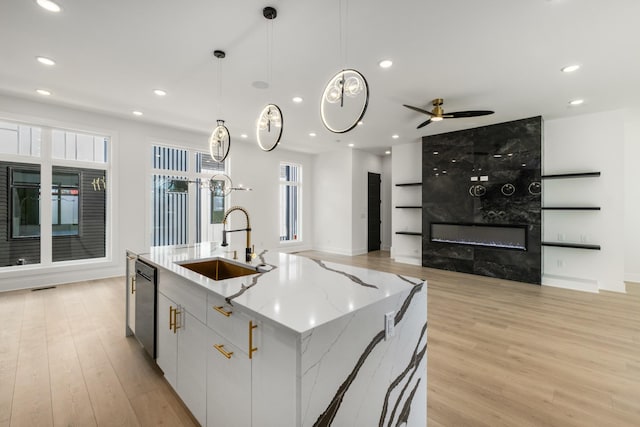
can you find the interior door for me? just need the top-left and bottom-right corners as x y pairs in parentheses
(368, 172), (381, 252)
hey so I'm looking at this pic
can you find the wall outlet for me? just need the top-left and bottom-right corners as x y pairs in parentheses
(385, 311), (395, 340)
(557, 233), (565, 242)
(557, 259), (564, 268)
(580, 234), (587, 243)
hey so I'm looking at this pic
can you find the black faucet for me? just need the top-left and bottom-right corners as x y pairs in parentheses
(220, 206), (253, 262)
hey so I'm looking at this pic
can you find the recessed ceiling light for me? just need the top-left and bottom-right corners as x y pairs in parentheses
(522, 163), (527, 167)
(561, 64), (580, 73)
(493, 154), (502, 158)
(309, 132), (316, 137)
(433, 151), (439, 155)
(357, 121), (363, 126)
(433, 167), (438, 171)
(240, 134), (248, 139)
(392, 134), (399, 139)
(36, 0), (61, 13)
(132, 111), (143, 116)
(442, 171), (447, 174)
(569, 99), (584, 106)
(451, 159), (457, 163)
(153, 89), (167, 96)
(36, 56), (55, 66)
(378, 59), (393, 69)
(292, 96), (303, 103)
(385, 150), (391, 155)
(348, 143), (354, 147)
(36, 89), (51, 96)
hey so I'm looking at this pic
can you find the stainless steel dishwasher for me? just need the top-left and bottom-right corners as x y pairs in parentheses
(135, 260), (157, 359)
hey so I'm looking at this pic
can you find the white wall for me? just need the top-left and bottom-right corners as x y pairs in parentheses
(391, 142), (422, 265)
(543, 110), (626, 292)
(624, 108), (640, 283)
(0, 94), (314, 291)
(381, 155), (392, 251)
(312, 149), (353, 255)
(224, 142), (314, 255)
(351, 150), (383, 255)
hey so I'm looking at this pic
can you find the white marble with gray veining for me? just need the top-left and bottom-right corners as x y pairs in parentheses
(138, 243), (424, 334)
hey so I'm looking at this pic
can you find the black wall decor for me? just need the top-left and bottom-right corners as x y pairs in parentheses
(422, 116), (542, 284)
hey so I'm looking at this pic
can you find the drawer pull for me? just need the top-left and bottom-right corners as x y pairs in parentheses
(213, 305), (232, 317)
(249, 320), (258, 359)
(214, 344), (233, 359)
(170, 306), (181, 333)
(131, 276), (136, 294)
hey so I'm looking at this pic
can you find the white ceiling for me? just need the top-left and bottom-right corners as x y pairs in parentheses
(1, 0), (639, 155)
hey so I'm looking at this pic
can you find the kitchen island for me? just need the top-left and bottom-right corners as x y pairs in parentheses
(132, 243), (427, 427)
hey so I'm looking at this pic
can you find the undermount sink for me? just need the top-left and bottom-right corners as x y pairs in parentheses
(178, 258), (258, 281)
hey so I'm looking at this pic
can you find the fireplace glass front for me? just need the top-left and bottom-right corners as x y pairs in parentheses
(430, 223), (527, 251)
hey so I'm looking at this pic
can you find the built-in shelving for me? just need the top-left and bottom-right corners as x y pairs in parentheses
(395, 182), (422, 187)
(395, 231), (422, 236)
(395, 206), (422, 209)
(541, 172), (601, 179)
(541, 207), (601, 211)
(541, 242), (601, 250)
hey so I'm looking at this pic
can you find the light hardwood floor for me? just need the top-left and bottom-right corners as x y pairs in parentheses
(1, 251), (638, 426)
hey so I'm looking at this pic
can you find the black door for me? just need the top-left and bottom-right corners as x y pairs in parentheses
(368, 172), (381, 252)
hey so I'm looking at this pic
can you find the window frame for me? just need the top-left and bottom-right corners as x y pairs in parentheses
(279, 161), (302, 243)
(9, 166), (41, 240)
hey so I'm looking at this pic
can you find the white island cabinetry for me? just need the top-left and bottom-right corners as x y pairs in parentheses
(141, 244), (427, 427)
(156, 269), (208, 426)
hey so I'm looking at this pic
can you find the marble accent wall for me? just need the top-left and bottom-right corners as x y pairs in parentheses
(422, 116), (542, 284)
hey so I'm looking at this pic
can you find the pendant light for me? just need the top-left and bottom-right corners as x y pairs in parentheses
(256, 6), (284, 152)
(320, 0), (369, 134)
(210, 50), (231, 163)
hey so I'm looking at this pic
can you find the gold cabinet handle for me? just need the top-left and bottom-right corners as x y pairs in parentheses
(249, 320), (258, 359)
(214, 344), (233, 359)
(131, 276), (136, 294)
(169, 306), (181, 333)
(213, 305), (232, 317)
(169, 306), (176, 332)
(174, 308), (181, 333)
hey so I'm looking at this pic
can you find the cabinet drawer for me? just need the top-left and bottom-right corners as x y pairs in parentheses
(207, 292), (259, 356)
(158, 269), (207, 323)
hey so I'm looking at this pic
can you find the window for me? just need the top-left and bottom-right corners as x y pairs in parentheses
(52, 130), (108, 163)
(280, 162), (301, 242)
(10, 168), (41, 238)
(51, 172), (80, 236)
(151, 146), (226, 247)
(0, 121), (41, 157)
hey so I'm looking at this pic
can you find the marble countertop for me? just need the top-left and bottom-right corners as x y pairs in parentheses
(136, 243), (424, 334)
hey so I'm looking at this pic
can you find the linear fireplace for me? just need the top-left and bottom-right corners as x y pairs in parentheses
(430, 223), (527, 251)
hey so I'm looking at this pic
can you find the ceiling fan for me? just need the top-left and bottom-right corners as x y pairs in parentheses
(403, 98), (494, 129)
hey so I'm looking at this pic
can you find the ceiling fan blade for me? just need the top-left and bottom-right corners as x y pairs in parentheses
(416, 118), (432, 129)
(445, 110), (495, 118)
(403, 104), (434, 116)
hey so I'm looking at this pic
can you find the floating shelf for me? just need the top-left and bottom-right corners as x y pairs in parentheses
(395, 231), (422, 236)
(395, 182), (422, 187)
(541, 207), (601, 211)
(395, 206), (422, 209)
(541, 242), (601, 250)
(541, 172), (600, 179)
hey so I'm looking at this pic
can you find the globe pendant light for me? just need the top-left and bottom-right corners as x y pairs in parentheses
(256, 6), (284, 152)
(210, 50), (231, 162)
(320, 0), (369, 134)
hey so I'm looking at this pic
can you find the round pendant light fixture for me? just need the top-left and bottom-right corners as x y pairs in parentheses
(209, 119), (230, 162)
(256, 6), (284, 152)
(210, 50), (231, 163)
(210, 174), (233, 196)
(320, 0), (369, 134)
(321, 68), (369, 133)
(256, 104), (283, 151)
